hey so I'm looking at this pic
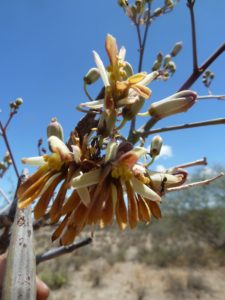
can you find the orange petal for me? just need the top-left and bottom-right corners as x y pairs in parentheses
(34, 174), (64, 220)
(115, 180), (127, 230)
(147, 200), (162, 219)
(52, 214), (71, 242)
(105, 34), (118, 67)
(137, 196), (151, 223)
(125, 181), (138, 229)
(17, 164), (49, 197)
(61, 190), (81, 215)
(50, 180), (68, 223)
(100, 186), (113, 227)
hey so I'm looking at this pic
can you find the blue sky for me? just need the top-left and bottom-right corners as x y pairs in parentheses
(0, 0), (225, 199)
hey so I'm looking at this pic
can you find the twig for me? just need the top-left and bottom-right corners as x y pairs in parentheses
(166, 172), (224, 192)
(36, 237), (92, 265)
(0, 121), (19, 179)
(178, 42), (225, 91)
(171, 157), (207, 170)
(187, 0), (198, 71)
(197, 95), (225, 100)
(140, 118), (225, 137)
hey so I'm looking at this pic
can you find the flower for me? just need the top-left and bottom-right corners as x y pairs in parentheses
(17, 133), (100, 224)
(52, 141), (162, 245)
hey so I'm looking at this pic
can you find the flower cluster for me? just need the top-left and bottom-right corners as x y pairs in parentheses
(17, 35), (196, 245)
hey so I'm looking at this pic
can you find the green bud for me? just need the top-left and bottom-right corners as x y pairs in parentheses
(210, 72), (215, 79)
(167, 61), (176, 73)
(84, 68), (100, 85)
(150, 135), (163, 158)
(163, 54), (171, 67)
(152, 60), (161, 71)
(15, 97), (23, 106)
(157, 52), (163, 63)
(47, 117), (64, 141)
(123, 61), (134, 78)
(148, 90), (197, 119)
(0, 161), (6, 170)
(165, 0), (174, 8)
(153, 7), (163, 17)
(171, 42), (183, 57)
(118, 0), (128, 7)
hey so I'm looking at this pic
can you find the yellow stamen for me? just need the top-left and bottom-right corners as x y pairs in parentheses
(111, 164), (133, 181)
(43, 153), (63, 171)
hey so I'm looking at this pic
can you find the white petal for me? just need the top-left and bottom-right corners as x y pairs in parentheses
(131, 177), (161, 202)
(93, 51), (110, 87)
(117, 96), (137, 107)
(105, 141), (119, 163)
(132, 147), (147, 159)
(21, 156), (45, 166)
(118, 46), (126, 61)
(71, 145), (81, 163)
(138, 71), (159, 86)
(72, 169), (101, 189)
(80, 99), (104, 109)
(77, 187), (91, 207)
(48, 136), (71, 156)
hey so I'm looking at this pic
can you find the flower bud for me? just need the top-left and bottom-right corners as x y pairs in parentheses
(0, 162), (6, 170)
(165, 0), (174, 8)
(118, 0), (128, 7)
(4, 151), (12, 165)
(150, 135), (163, 158)
(47, 117), (64, 141)
(15, 97), (23, 106)
(122, 95), (145, 120)
(148, 90), (197, 119)
(163, 54), (171, 67)
(166, 61), (176, 73)
(84, 68), (100, 85)
(152, 60), (161, 71)
(171, 42), (183, 57)
(153, 7), (163, 17)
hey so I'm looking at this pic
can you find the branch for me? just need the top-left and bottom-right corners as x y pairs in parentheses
(140, 118), (225, 137)
(197, 95), (225, 101)
(36, 238), (92, 265)
(179, 42), (225, 91)
(187, 0), (198, 71)
(171, 157), (207, 170)
(166, 172), (224, 193)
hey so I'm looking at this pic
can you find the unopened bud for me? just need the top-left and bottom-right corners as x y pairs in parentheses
(153, 7), (163, 17)
(9, 102), (17, 110)
(157, 52), (163, 63)
(152, 60), (161, 71)
(163, 54), (171, 67)
(165, 0), (174, 8)
(148, 90), (197, 119)
(47, 117), (64, 141)
(15, 97), (23, 106)
(118, 0), (128, 7)
(4, 152), (12, 165)
(84, 68), (100, 85)
(122, 95), (145, 120)
(166, 61), (176, 73)
(0, 162), (6, 170)
(171, 42), (182, 57)
(150, 135), (163, 158)
(123, 61), (133, 78)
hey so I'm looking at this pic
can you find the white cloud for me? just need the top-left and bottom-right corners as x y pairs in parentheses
(157, 145), (173, 160)
(199, 167), (217, 178)
(155, 164), (166, 172)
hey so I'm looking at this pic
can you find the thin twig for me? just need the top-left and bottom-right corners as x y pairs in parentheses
(197, 95), (225, 100)
(0, 188), (11, 204)
(178, 42), (225, 91)
(36, 238), (93, 265)
(166, 172), (224, 193)
(0, 121), (19, 179)
(171, 157), (207, 170)
(187, 0), (198, 71)
(141, 118), (225, 137)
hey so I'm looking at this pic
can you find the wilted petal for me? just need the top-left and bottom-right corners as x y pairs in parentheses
(131, 85), (151, 99)
(131, 177), (161, 202)
(138, 71), (159, 86)
(115, 181), (127, 230)
(105, 141), (119, 163)
(147, 200), (162, 219)
(128, 73), (146, 84)
(125, 181), (138, 229)
(77, 187), (91, 207)
(137, 196), (151, 222)
(105, 34), (118, 67)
